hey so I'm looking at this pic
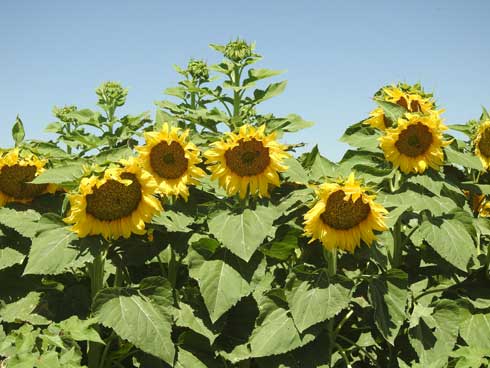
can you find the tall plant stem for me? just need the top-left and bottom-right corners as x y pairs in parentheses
(168, 247), (179, 306)
(323, 247), (337, 277)
(88, 246), (107, 368)
(485, 244), (490, 280)
(390, 219), (402, 268)
(323, 247), (337, 366)
(232, 66), (242, 127)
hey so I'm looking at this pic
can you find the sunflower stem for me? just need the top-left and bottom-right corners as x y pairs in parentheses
(323, 247), (337, 277)
(231, 65), (242, 129)
(485, 244), (490, 280)
(168, 247), (179, 306)
(88, 245), (106, 368)
(390, 219), (402, 268)
(323, 247), (337, 367)
(114, 264), (123, 287)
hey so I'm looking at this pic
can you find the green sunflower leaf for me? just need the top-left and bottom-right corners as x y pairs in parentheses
(187, 255), (251, 322)
(444, 146), (483, 170)
(23, 227), (91, 275)
(0, 292), (50, 325)
(12, 115), (25, 147)
(31, 161), (85, 185)
(368, 269), (408, 345)
(208, 206), (276, 262)
(288, 280), (351, 332)
(459, 313), (490, 351)
(93, 287), (175, 365)
(411, 217), (475, 271)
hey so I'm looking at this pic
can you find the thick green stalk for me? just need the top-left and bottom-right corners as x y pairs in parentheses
(168, 247), (179, 306)
(323, 248), (337, 366)
(485, 244), (490, 280)
(114, 265), (123, 287)
(232, 66), (241, 122)
(390, 219), (402, 268)
(191, 92), (196, 110)
(88, 249), (106, 368)
(323, 248), (337, 277)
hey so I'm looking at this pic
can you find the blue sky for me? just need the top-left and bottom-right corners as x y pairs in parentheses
(1, 0), (489, 161)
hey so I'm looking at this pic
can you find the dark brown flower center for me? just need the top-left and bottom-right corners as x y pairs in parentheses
(320, 190), (371, 230)
(224, 139), (270, 176)
(410, 99), (422, 112)
(0, 164), (48, 199)
(395, 123), (433, 157)
(396, 96), (409, 110)
(478, 127), (490, 158)
(85, 173), (142, 221)
(149, 141), (188, 179)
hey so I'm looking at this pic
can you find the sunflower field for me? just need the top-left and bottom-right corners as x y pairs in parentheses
(1, 39), (490, 368)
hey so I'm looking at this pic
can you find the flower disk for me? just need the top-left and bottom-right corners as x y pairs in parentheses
(0, 149), (55, 206)
(304, 173), (388, 252)
(64, 159), (162, 239)
(204, 124), (290, 198)
(474, 120), (490, 170)
(379, 113), (451, 174)
(136, 123), (205, 201)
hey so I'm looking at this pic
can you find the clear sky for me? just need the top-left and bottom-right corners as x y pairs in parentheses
(1, 0), (490, 161)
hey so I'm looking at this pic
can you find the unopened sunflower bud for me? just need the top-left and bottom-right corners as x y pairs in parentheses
(53, 105), (77, 123)
(187, 59), (209, 81)
(96, 81), (128, 108)
(224, 39), (252, 62)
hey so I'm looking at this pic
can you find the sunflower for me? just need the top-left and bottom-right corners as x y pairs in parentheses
(136, 123), (205, 200)
(381, 85), (436, 114)
(364, 107), (390, 130)
(204, 124), (289, 198)
(379, 113), (451, 174)
(64, 158), (162, 239)
(382, 85), (411, 110)
(463, 189), (488, 217)
(406, 93), (435, 114)
(303, 173), (387, 252)
(474, 120), (490, 170)
(0, 149), (56, 206)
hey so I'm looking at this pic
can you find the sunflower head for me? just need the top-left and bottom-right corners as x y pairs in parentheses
(381, 85), (411, 110)
(136, 123), (205, 201)
(304, 173), (388, 252)
(379, 112), (451, 174)
(64, 158), (162, 240)
(53, 105), (78, 123)
(474, 120), (490, 170)
(464, 189), (487, 217)
(204, 124), (290, 198)
(187, 59), (209, 81)
(96, 81), (128, 109)
(0, 149), (56, 206)
(224, 39), (253, 62)
(376, 84), (436, 116)
(364, 107), (390, 130)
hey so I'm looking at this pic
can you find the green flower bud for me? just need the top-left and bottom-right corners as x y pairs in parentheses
(96, 81), (128, 108)
(187, 59), (209, 81)
(224, 39), (252, 62)
(53, 105), (77, 122)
